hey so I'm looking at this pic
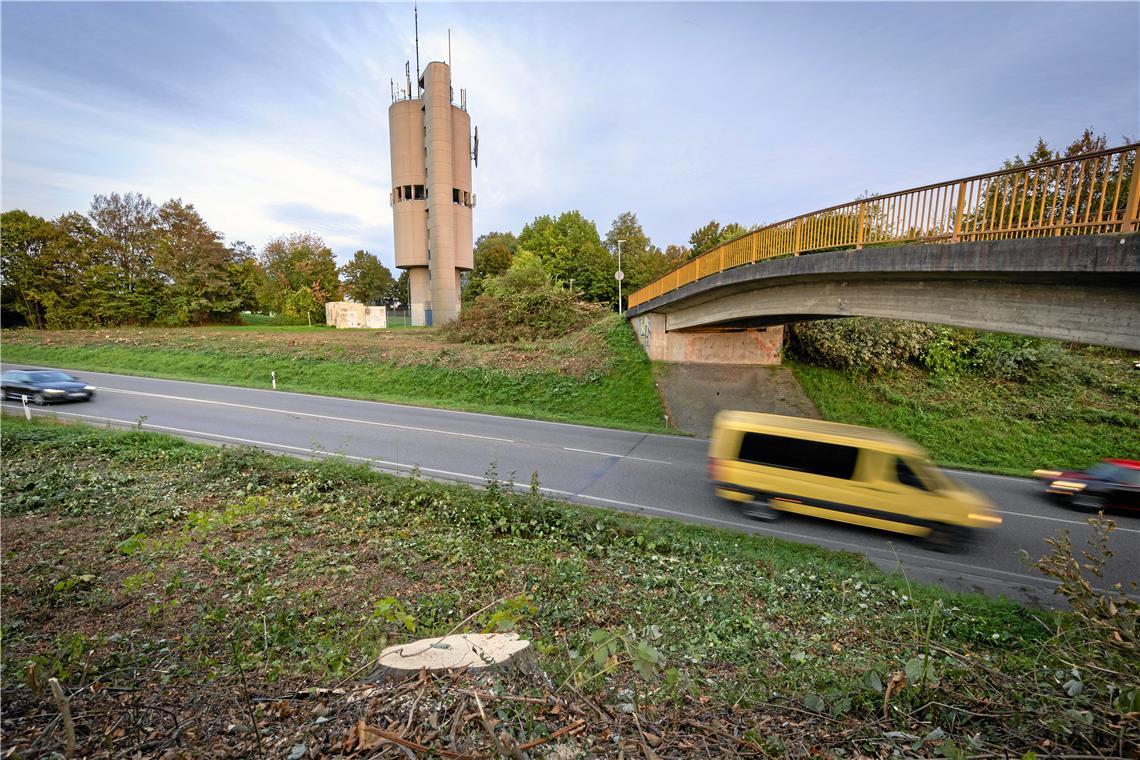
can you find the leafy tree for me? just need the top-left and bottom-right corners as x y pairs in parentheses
(663, 244), (691, 267)
(687, 219), (750, 259)
(688, 220), (724, 258)
(603, 211), (678, 294)
(464, 231), (518, 302)
(89, 192), (163, 322)
(389, 270), (410, 307)
(474, 232), (518, 277)
(227, 242), (266, 313)
(1, 210), (54, 327)
(40, 213), (119, 328)
(963, 129), (1133, 240)
(340, 250), (394, 305)
(153, 200), (243, 325)
(483, 250), (549, 297)
(282, 285), (323, 326)
(258, 232), (340, 321)
(518, 211), (613, 302)
(443, 251), (594, 343)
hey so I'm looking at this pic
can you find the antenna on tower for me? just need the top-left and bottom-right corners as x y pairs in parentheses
(448, 28), (452, 69)
(414, 2), (421, 92)
(405, 61), (411, 101)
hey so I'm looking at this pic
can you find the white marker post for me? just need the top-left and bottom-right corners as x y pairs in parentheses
(271, 371), (277, 390)
(21, 394), (31, 420)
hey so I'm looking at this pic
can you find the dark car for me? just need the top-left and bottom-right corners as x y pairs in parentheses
(0, 369), (96, 404)
(1033, 459), (1140, 513)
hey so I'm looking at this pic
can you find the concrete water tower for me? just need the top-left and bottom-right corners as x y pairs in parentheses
(389, 45), (476, 326)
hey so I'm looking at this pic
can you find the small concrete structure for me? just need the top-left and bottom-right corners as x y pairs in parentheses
(375, 633), (532, 675)
(325, 302), (388, 329)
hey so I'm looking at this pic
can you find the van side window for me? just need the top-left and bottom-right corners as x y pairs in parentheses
(895, 458), (930, 491)
(738, 433), (858, 480)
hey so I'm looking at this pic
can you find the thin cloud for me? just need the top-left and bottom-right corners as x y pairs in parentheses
(3, 1), (1137, 265)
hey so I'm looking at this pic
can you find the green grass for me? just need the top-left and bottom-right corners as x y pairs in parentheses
(2, 416), (1134, 756)
(1, 316), (668, 432)
(238, 312), (312, 326)
(790, 359), (1140, 476)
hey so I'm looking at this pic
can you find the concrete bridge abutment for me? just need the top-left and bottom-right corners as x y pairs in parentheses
(633, 312), (783, 365)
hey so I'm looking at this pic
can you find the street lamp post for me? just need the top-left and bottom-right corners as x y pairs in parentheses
(616, 239), (626, 312)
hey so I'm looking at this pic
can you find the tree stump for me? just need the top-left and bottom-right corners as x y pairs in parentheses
(371, 633), (535, 680)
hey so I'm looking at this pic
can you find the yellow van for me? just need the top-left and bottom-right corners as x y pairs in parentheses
(708, 411), (1001, 550)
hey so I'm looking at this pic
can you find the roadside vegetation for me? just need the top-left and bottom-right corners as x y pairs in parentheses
(2, 416), (1136, 757)
(786, 319), (1140, 476)
(0, 313), (666, 432)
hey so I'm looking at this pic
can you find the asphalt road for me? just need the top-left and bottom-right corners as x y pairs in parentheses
(3, 365), (1137, 607)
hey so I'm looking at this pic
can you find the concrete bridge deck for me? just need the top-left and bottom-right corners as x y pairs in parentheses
(627, 234), (1140, 351)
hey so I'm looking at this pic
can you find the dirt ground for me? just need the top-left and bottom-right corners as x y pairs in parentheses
(655, 363), (819, 438)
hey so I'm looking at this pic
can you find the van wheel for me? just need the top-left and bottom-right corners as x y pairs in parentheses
(742, 496), (778, 522)
(924, 524), (973, 553)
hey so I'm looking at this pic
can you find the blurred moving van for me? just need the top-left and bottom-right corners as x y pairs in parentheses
(708, 411), (1001, 549)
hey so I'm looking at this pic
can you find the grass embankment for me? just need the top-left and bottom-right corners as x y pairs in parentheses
(0, 315), (666, 432)
(791, 352), (1140, 476)
(3, 417), (1136, 757)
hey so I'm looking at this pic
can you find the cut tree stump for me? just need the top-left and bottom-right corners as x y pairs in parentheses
(372, 633), (535, 679)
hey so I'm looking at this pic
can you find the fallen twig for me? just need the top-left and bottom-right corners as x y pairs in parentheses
(48, 678), (76, 759)
(517, 719), (587, 752)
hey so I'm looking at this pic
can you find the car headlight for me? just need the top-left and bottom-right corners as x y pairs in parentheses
(84, 385), (96, 391)
(44, 388), (66, 395)
(1048, 480), (1086, 492)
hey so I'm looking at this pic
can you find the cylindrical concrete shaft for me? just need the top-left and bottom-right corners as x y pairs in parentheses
(390, 100), (427, 271)
(424, 62), (458, 323)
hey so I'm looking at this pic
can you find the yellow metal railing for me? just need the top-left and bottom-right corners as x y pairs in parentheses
(627, 143), (1140, 309)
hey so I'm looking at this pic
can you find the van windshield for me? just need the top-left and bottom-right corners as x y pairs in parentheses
(910, 458), (955, 492)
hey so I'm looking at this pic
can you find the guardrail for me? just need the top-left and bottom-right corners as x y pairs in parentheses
(627, 143), (1140, 309)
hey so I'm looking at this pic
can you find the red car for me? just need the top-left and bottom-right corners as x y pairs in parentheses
(1033, 459), (1140, 513)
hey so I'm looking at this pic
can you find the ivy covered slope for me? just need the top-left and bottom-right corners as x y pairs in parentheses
(3, 416), (1136, 758)
(787, 319), (1140, 476)
(0, 314), (667, 432)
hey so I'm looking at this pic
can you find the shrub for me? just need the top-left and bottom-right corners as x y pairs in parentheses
(966, 332), (1067, 380)
(786, 318), (938, 374)
(789, 318), (1073, 380)
(442, 252), (599, 343)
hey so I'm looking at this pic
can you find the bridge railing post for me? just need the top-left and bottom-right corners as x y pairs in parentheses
(952, 180), (968, 242)
(793, 218), (802, 255)
(1126, 148), (1140, 232)
(855, 204), (865, 250)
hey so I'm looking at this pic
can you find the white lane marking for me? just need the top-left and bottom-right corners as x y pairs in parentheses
(995, 508), (1140, 534)
(97, 387), (514, 443)
(951, 469), (1028, 481)
(12, 409), (1100, 590)
(13, 401), (1140, 537)
(27, 409), (488, 483)
(7, 363), (685, 442)
(535, 487), (1064, 585)
(562, 447), (672, 465)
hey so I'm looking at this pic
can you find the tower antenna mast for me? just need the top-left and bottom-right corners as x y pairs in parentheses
(414, 2), (420, 93)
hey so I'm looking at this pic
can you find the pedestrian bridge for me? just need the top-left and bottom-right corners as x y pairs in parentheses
(626, 143), (1140, 361)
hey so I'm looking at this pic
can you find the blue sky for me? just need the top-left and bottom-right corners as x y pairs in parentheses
(3, 2), (1138, 270)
